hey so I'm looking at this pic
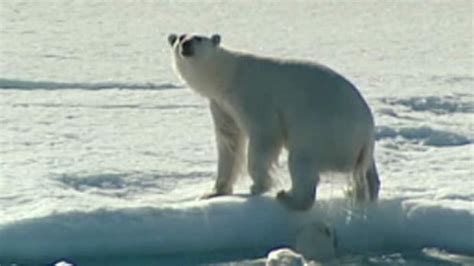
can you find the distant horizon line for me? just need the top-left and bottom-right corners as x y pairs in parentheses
(0, 78), (184, 91)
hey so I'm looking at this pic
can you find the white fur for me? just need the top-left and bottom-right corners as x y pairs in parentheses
(265, 222), (337, 265)
(266, 248), (305, 266)
(169, 34), (380, 209)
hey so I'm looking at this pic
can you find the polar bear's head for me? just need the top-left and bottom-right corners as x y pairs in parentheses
(168, 33), (221, 60)
(168, 33), (232, 98)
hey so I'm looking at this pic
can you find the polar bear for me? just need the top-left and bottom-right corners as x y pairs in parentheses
(168, 33), (380, 210)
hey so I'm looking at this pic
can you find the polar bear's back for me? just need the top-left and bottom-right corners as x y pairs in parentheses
(229, 52), (374, 171)
(232, 53), (371, 120)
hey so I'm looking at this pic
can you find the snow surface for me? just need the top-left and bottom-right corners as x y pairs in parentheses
(0, 0), (473, 265)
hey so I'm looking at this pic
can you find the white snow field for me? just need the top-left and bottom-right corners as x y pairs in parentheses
(0, 1), (473, 265)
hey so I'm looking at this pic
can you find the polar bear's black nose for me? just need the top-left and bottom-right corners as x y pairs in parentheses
(181, 40), (193, 57)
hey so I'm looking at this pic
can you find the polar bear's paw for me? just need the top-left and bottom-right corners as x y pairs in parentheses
(200, 190), (232, 200)
(250, 180), (272, 195)
(276, 190), (314, 211)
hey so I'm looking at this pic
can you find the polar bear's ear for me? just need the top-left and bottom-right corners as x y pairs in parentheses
(211, 34), (221, 46)
(168, 34), (178, 47)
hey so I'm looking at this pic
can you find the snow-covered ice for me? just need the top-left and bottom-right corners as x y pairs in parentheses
(0, 1), (472, 265)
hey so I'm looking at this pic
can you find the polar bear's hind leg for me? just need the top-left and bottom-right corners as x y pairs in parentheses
(277, 151), (319, 210)
(366, 160), (380, 201)
(348, 142), (380, 202)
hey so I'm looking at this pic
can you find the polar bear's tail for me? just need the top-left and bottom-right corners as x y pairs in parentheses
(351, 138), (380, 201)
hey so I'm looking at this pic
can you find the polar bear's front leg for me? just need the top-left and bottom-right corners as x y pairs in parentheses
(201, 101), (245, 199)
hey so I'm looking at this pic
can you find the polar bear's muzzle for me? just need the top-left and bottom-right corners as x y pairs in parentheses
(181, 40), (194, 57)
